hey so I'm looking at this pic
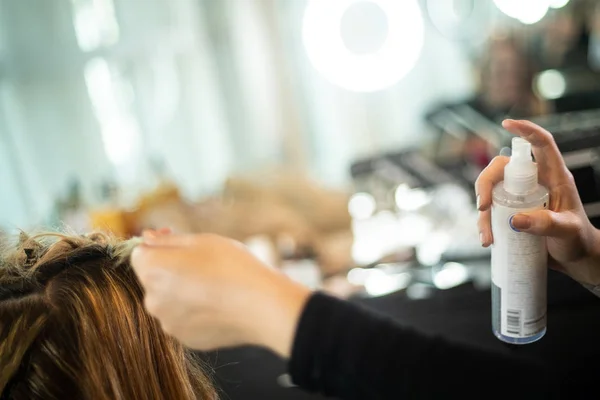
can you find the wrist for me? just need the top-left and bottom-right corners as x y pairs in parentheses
(587, 227), (600, 284)
(574, 224), (600, 286)
(253, 277), (312, 358)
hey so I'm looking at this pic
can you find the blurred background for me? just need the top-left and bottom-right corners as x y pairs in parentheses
(3, 0), (600, 397)
(3, 0), (600, 290)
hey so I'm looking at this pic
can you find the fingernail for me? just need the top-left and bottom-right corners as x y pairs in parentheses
(511, 215), (531, 231)
(499, 147), (512, 157)
(479, 232), (487, 247)
(476, 195), (481, 211)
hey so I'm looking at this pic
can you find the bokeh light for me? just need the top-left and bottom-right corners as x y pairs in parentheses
(302, 0), (424, 92)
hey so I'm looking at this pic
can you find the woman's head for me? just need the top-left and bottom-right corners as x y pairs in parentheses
(479, 37), (535, 111)
(0, 232), (216, 400)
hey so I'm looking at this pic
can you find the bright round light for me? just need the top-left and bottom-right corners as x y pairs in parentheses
(427, 0), (474, 30)
(493, 0), (549, 25)
(493, 0), (525, 19)
(302, 0), (424, 92)
(364, 270), (411, 296)
(427, 0), (492, 46)
(433, 262), (469, 289)
(395, 184), (431, 212)
(548, 0), (569, 9)
(517, 4), (548, 24)
(536, 69), (566, 99)
(347, 267), (370, 285)
(348, 192), (377, 219)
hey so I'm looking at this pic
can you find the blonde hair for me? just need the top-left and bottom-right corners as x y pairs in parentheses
(0, 231), (216, 400)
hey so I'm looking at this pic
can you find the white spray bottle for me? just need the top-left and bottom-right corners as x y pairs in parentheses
(491, 137), (549, 344)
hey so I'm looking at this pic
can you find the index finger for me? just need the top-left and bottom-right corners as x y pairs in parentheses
(501, 119), (570, 187)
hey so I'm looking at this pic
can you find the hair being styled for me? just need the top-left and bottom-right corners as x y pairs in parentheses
(0, 232), (216, 400)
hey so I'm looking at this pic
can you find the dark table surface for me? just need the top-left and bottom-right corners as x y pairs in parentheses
(204, 270), (600, 399)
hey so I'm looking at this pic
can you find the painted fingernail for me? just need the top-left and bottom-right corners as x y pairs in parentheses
(511, 215), (531, 231)
(476, 195), (481, 210)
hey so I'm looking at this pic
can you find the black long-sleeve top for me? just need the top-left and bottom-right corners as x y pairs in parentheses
(289, 293), (565, 400)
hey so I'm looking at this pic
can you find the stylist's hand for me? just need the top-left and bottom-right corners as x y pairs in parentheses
(476, 119), (600, 286)
(131, 233), (311, 357)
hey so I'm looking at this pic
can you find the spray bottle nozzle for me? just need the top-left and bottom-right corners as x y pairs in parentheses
(504, 137), (538, 195)
(511, 138), (533, 162)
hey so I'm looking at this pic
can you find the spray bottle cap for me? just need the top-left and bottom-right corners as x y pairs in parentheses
(504, 137), (538, 195)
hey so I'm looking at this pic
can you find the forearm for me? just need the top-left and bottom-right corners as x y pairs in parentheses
(287, 293), (555, 400)
(576, 225), (600, 294)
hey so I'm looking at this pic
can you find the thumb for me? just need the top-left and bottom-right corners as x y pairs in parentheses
(511, 210), (577, 238)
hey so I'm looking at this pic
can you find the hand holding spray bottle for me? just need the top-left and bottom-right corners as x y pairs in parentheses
(491, 137), (549, 344)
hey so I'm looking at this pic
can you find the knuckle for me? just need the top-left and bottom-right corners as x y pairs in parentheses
(542, 215), (554, 231)
(548, 211), (580, 236)
(521, 121), (555, 146)
(480, 156), (508, 176)
(483, 156), (500, 171)
(563, 168), (576, 185)
(538, 131), (555, 146)
(544, 127), (557, 143)
(565, 215), (583, 236)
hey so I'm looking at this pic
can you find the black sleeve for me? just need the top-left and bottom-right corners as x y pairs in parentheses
(289, 292), (555, 400)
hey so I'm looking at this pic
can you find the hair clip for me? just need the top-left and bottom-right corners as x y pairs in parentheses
(23, 248), (37, 268)
(18, 232), (43, 268)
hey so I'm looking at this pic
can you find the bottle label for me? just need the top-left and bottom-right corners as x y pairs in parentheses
(491, 203), (547, 338)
